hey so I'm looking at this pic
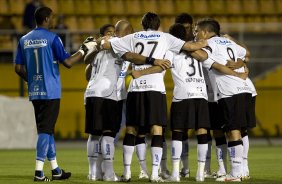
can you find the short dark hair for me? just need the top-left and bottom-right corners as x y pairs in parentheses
(141, 12), (160, 30)
(169, 23), (186, 41)
(34, 6), (52, 25)
(196, 18), (220, 36)
(99, 24), (114, 35)
(175, 13), (193, 25)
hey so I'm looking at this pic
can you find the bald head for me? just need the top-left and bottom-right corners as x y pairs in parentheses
(115, 20), (133, 37)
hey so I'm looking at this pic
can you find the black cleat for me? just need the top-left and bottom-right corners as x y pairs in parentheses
(34, 176), (51, 182)
(52, 169), (71, 180)
(120, 175), (131, 182)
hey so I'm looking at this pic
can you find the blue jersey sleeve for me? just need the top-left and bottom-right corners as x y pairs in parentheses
(15, 42), (24, 64)
(52, 36), (70, 63)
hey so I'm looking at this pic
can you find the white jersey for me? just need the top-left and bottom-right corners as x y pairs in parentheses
(165, 51), (208, 102)
(84, 41), (123, 100)
(246, 78), (257, 97)
(202, 36), (252, 100)
(110, 30), (185, 93)
(116, 61), (130, 101)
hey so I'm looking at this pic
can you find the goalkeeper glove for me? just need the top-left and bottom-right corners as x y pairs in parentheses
(79, 41), (97, 56)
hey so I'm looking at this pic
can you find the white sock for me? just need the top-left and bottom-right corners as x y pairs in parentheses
(197, 161), (205, 179)
(101, 136), (115, 177)
(205, 140), (212, 172)
(242, 135), (249, 175)
(136, 143), (148, 173)
(49, 159), (58, 170)
(216, 144), (227, 174)
(35, 160), (44, 171)
(171, 140), (182, 177)
(97, 152), (103, 176)
(181, 139), (189, 171)
(197, 143), (208, 163)
(228, 144), (243, 177)
(123, 145), (134, 177)
(87, 135), (100, 176)
(197, 143), (208, 180)
(160, 141), (168, 172)
(151, 147), (163, 178)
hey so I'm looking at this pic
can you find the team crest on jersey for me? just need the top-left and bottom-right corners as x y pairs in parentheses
(24, 39), (47, 49)
(134, 33), (160, 40)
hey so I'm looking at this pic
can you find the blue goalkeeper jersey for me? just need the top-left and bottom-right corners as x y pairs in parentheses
(15, 27), (70, 100)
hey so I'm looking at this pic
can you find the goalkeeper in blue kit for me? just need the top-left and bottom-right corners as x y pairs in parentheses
(14, 6), (97, 182)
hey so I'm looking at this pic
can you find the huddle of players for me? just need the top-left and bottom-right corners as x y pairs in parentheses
(83, 12), (256, 183)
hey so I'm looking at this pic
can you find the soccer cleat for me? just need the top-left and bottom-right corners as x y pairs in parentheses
(212, 171), (226, 178)
(241, 175), (250, 181)
(88, 174), (103, 181)
(103, 173), (120, 181)
(120, 174), (131, 182)
(139, 170), (149, 179)
(204, 170), (214, 178)
(52, 169), (71, 180)
(166, 175), (180, 182)
(215, 174), (242, 182)
(159, 170), (170, 179)
(150, 176), (165, 182)
(34, 176), (51, 182)
(196, 175), (204, 182)
(180, 168), (190, 178)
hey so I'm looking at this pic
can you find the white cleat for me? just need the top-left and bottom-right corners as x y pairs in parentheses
(180, 168), (190, 178)
(204, 170), (214, 178)
(241, 174), (250, 181)
(150, 176), (165, 182)
(196, 172), (205, 182)
(166, 175), (180, 182)
(215, 174), (242, 182)
(213, 171), (226, 179)
(88, 174), (102, 181)
(139, 170), (149, 179)
(103, 173), (120, 182)
(159, 170), (170, 179)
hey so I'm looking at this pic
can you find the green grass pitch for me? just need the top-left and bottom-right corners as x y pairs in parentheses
(0, 144), (282, 183)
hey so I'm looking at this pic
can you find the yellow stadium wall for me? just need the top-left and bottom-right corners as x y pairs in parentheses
(252, 66), (282, 137)
(0, 63), (88, 139)
(1, 63), (282, 138)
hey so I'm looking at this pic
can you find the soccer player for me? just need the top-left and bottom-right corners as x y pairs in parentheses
(85, 20), (168, 182)
(165, 23), (211, 182)
(203, 65), (228, 179)
(223, 43), (257, 180)
(174, 13), (194, 179)
(84, 23), (116, 181)
(193, 18), (253, 182)
(14, 6), (96, 182)
(103, 12), (208, 182)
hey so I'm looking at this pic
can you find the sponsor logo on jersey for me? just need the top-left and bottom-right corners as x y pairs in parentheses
(131, 84), (155, 90)
(29, 91), (47, 96)
(119, 71), (126, 78)
(185, 77), (205, 83)
(214, 39), (231, 45)
(24, 39), (47, 49)
(237, 86), (252, 92)
(134, 33), (160, 40)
